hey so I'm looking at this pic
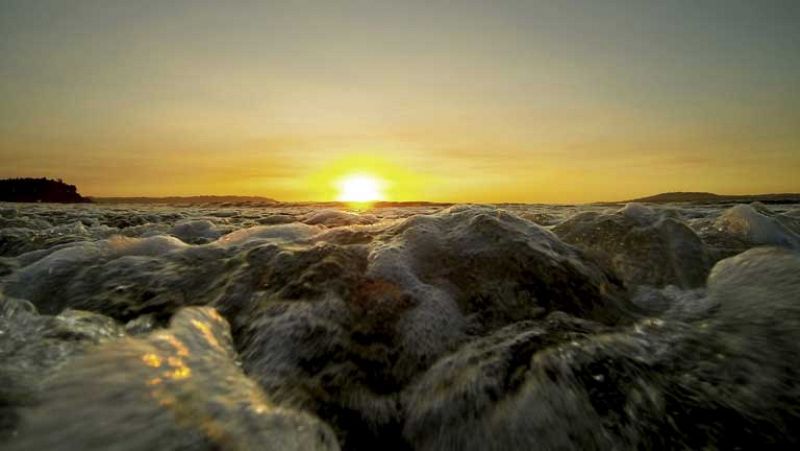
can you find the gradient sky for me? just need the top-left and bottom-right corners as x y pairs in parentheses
(1, 0), (799, 203)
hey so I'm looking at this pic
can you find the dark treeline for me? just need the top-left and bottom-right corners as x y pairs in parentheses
(0, 178), (90, 203)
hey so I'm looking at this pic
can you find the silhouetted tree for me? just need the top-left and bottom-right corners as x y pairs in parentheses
(0, 177), (91, 203)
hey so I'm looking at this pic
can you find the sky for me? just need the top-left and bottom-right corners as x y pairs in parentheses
(1, 0), (799, 203)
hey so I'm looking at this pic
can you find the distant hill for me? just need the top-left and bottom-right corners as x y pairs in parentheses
(0, 178), (90, 203)
(626, 192), (800, 204)
(91, 195), (278, 205)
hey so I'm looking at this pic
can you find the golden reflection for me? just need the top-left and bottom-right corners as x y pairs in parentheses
(166, 356), (183, 367)
(165, 366), (191, 380)
(155, 334), (190, 357)
(136, 314), (274, 449)
(346, 200), (376, 211)
(190, 319), (222, 350)
(142, 353), (163, 368)
(248, 388), (273, 415)
(165, 356), (192, 380)
(207, 309), (225, 323)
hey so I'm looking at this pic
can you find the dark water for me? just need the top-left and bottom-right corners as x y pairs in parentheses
(1, 201), (799, 450)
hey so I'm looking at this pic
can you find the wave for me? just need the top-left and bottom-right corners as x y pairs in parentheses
(1, 201), (799, 449)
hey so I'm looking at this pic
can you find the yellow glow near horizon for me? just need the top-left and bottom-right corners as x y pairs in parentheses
(303, 153), (428, 203)
(336, 174), (386, 203)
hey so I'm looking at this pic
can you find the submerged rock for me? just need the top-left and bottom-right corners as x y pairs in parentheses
(553, 203), (709, 288)
(9, 307), (339, 450)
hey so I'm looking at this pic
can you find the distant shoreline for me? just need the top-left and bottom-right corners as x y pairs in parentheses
(620, 192), (800, 204)
(89, 195), (278, 205)
(88, 192), (800, 206)
(3, 176), (798, 206)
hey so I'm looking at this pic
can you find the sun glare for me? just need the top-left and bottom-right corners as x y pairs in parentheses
(336, 174), (386, 204)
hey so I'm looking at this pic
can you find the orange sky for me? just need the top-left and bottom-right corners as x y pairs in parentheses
(1, 1), (799, 203)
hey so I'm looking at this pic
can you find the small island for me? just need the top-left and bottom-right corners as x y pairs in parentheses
(0, 177), (90, 203)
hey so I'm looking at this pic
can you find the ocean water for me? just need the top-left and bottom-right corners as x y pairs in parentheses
(1, 201), (799, 450)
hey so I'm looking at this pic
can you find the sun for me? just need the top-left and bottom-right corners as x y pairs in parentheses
(336, 174), (386, 204)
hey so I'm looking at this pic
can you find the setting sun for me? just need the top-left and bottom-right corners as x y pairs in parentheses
(336, 174), (386, 203)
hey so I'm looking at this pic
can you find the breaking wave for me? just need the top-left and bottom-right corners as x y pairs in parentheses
(1, 201), (799, 449)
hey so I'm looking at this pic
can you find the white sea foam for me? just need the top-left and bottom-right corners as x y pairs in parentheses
(2, 201), (800, 449)
(714, 204), (799, 248)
